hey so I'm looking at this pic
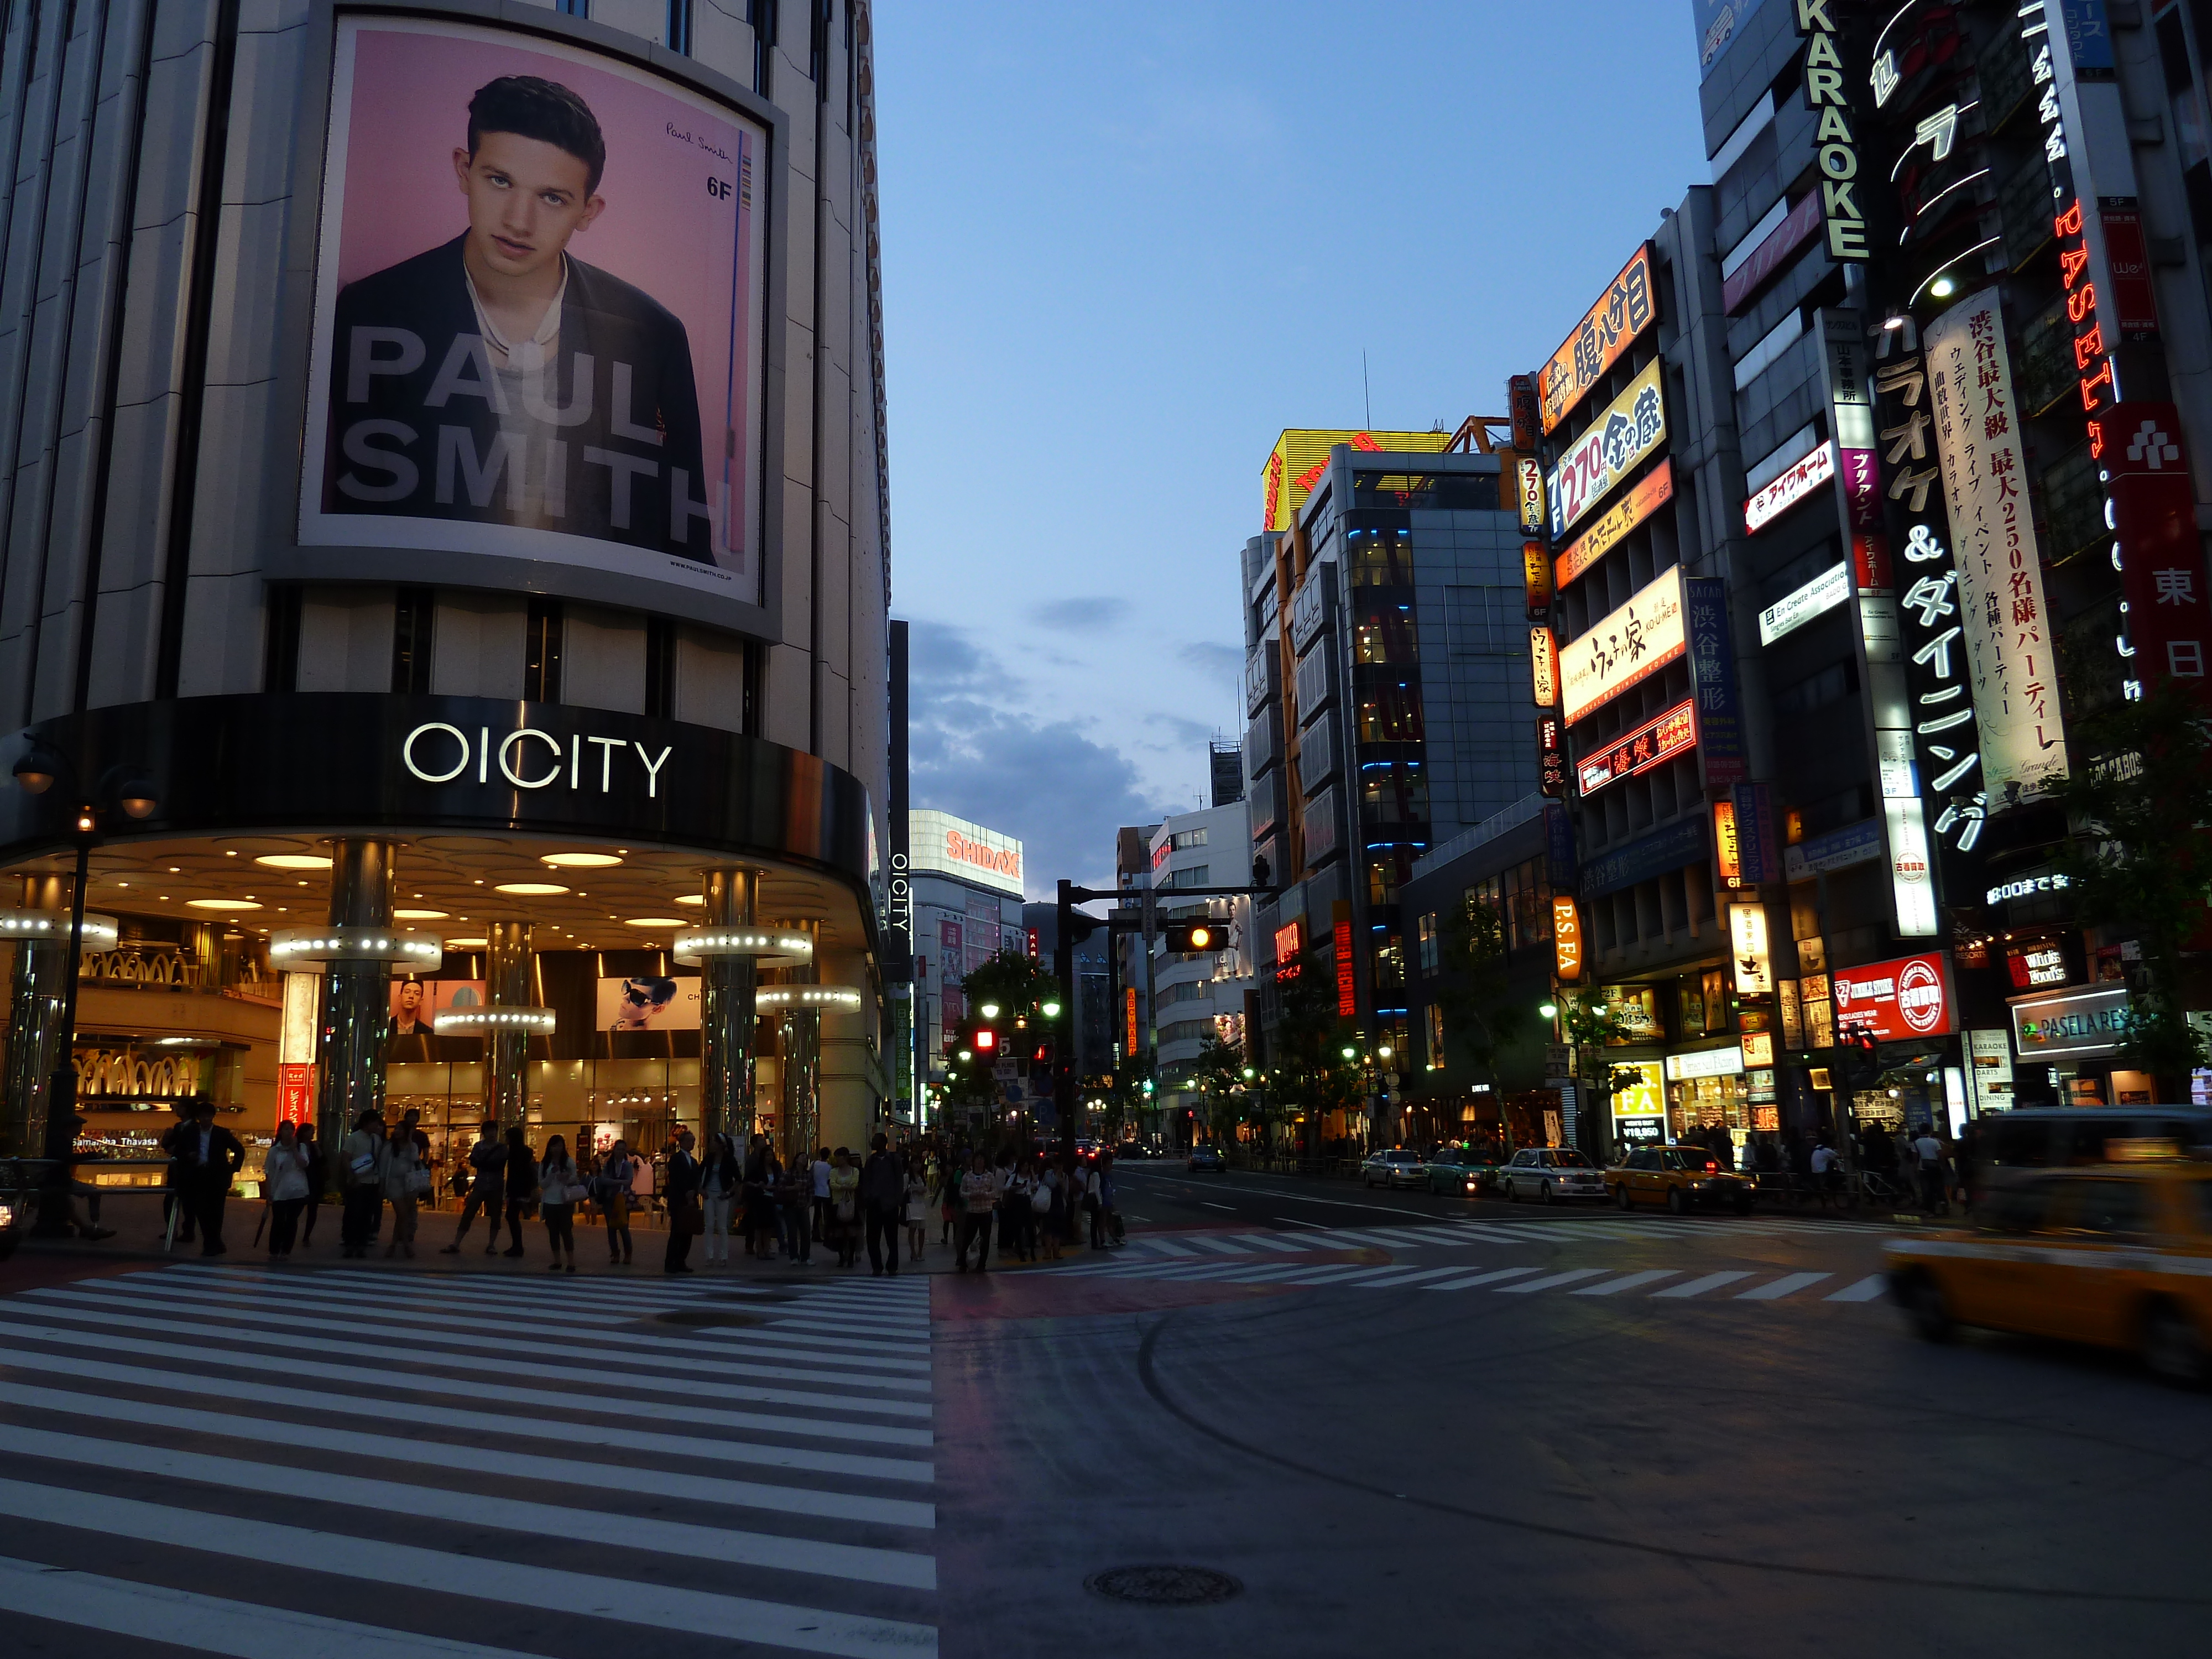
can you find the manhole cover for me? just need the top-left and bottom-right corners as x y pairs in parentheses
(1084, 1565), (1242, 1606)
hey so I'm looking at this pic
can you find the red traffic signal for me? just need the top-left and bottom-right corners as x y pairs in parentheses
(974, 1027), (998, 1051)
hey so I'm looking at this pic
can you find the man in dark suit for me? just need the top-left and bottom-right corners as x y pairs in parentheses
(324, 74), (712, 560)
(662, 1128), (701, 1275)
(174, 1095), (245, 1256)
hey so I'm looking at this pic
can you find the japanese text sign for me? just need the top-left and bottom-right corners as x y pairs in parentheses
(1561, 565), (1686, 726)
(1537, 244), (1655, 435)
(1832, 951), (1954, 1041)
(2095, 403), (2212, 702)
(1547, 358), (1667, 538)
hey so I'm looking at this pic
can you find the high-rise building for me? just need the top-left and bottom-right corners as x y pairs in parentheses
(1209, 737), (1245, 808)
(909, 811), (1026, 1124)
(0, 5), (892, 1168)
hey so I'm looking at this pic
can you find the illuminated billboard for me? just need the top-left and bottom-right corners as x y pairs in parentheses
(1537, 245), (1655, 434)
(1555, 463), (1672, 592)
(1546, 359), (1666, 538)
(907, 809), (1025, 896)
(1560, 565), (1686, 726)
(297, 17), (770, 617)
(1262, 429), (1452, 534)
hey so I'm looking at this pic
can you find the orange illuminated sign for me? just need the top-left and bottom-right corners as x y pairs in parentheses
(1523, 541), (1554, 617)
(1273, 919), (1304, 979)
(1125, 987), (1138, 1059)
(1553, 897), (1583, 983)
(1713, 799), (1743, 889)
(1537, 244), (1655, 435)
(1554, 462), (1672, 591)
(1530, 626), (1559, 708)
(1262, 428), (1452, 533)
(945, 829), (1020, 883)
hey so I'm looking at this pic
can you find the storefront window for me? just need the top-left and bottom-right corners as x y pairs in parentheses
(1358, 684), (1425, 744)
(1353, 602), (1420, 666)
(1347, 526), (1413, 587)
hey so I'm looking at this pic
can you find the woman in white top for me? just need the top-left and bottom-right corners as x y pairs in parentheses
(536, 1135), (583, 1273)
(380, 1130), (423, 1259)
(903, 1165), (930, 1261)
(263, 1121), (311, 1260)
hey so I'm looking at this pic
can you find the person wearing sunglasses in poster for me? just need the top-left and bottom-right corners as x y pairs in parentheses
(612, 976), (680, 1031)
(325, 75), (710, 560)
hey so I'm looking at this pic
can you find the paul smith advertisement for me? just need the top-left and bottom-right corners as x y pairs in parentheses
(299, 17), (769, 610)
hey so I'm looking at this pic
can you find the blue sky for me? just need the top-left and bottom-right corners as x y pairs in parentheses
(874, 2), (1711, 893)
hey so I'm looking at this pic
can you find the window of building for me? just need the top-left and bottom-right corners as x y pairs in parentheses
(1172, 827), (1209, 851)
(1426, 1003), (1446, 1071)
(1417, 912), (1439, 976)
(1369, 849), (1414, 906)
(558, 0), (588, 16)
(1361, 762), (1429, 825)
(1166, 865), (1211, 889)
(391, 587), (434, 694)
(1373, 932), (1405, 990)
(1353, 600), (1419, 665)
(1358, 684), (1425, 744)
(668, 0), (693, 54)
(645, 617), (676, 718)
(1347, 526), (1413, 587)
(263, 585), (301, 692)
(524, 599), (564, 703)
(748, 0), (777, 91)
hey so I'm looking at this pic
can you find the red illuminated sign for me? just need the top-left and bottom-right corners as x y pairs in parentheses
(1334, 916), (1357, 1018)
(1273, 918), (1304, 981)
(1832, 951), (1953, 1041)
(2094, 402), (2212, 702)
(1537, 713), (1567, 797)
(1577, 699), (1697, 797)
(2101, 208), (2159, 335)
(2056, 200), (2114, 414)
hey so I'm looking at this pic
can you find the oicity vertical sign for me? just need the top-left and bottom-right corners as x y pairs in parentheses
(402, 722), (674, 796)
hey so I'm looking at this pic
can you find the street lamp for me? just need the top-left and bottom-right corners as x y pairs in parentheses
(1041, 999), (1061, 1018)
(12, 745), (159, 1225)
(1538, 1001), (1558, 1020)
(979, 1001), (1001, 1020)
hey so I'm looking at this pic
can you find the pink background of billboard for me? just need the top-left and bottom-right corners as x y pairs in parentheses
(334, 22), (752, 560)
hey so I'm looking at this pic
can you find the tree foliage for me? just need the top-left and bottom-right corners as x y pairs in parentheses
(2054, 679), (2212, 1093)
(1430, 899), (1528, 1083)
(1269, 964), (1365, 1150)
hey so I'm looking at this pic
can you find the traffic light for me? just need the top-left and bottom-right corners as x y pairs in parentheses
(1032, 1041), (1055, 1067)
(973, 1026), (998, 1053)
(1141, 1077), (1155, 1097)
(1835, 1025), (1881, 1089)
(1162, 919), (1219, 953)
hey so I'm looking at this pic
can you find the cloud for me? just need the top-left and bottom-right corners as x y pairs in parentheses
(1029, 596), (1131, 631)
(908, 621), (1173, 894)
(1178, 640), (1242, 681)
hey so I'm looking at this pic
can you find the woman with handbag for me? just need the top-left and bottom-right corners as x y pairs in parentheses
(500, 1127), (538, 1260)
(827, 1146), (860, 1269)
(263, 1121), (311, 1261)
(536, 1135), (582, 1273)
(380, 1125), (425, 1259)
(598, 1140), (635, 1265)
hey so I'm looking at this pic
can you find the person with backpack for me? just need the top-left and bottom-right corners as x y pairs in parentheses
(597, 1139), (636, 1265)
(500, 1127), (538, 1259)
(536, 1135), (583, 1273)
(440, 1120), (508, 1254)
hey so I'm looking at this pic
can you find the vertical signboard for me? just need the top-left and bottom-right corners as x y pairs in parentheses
(1683, 577), (1748, 787)
(1543, 801), (1579, 889)
(1924, 290), (2068, 792)
(1553, 897), (1583, 983)
(1531, 626), (1560, 708)
(1731, 782), (1777, 884)
(1797, 1), (1869, 261)
(1729, 903), (1772, 994)
(1523, 542), (1555, 618)
(1333, 907), (1357, 1019)
(2093, 403), (2212, 702)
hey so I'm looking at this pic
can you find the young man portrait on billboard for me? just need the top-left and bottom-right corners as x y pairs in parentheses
(325, 75), (712, 560)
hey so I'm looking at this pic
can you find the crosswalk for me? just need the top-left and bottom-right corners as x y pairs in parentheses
(1104, 1212), (1901, 1264)
(0, 1262), (938, 1657)
(1053, 1251), (1891, 1304)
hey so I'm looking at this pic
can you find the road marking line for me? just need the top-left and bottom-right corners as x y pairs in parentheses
(0, 1477), (937, 1659)
(1145, 1238), (1198, 1257)
(1266, 1263), (1385, 1285)
(1353, 1265), (1486, 1287)
(1207, 1263), (1331, 1283)
(1825, 1274), (1890, 1303)
(1423, 1266), (1544, 1291)
(12, 1299), (930, 1421)
(1275, 1216), (1331, 1228)
(1198, 1203), (1238, 1213)
(1237, 1234), (1307, 1252)
(1493, 1267), (1611, 1295)
(1571, 1270), (1681, 1297)
(1650, 1271), (1756, 1299)
(0, 1552), (554, 1659)
(0, 1318), (932, 1447)
(1735, 1272), (1832, 1301)
(0, 1380), (934, 1529)
(1185, 1233), (1250, 1251)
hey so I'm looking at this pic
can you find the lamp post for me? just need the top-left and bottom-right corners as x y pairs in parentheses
(11, 746), (158, 1228)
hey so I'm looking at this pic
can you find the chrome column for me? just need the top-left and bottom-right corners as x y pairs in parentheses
(698, 868), (758, 1144)
(2, 874), (72, 1159)
(777, 925), (822, 1169)
(482, 921), (534, 1129)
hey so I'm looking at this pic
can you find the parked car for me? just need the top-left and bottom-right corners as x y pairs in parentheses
(1115, 1141), (1149, 1161)
(1187, 1145), (1226, 1173)
(1886, 1161), (2212, 1384)
(1608, 1144), (1756, 1214)
(1498, 1147), (1606, 1204)
(1425, 1146), (1500, 1197)
(1361, 1148), (1426, 1189)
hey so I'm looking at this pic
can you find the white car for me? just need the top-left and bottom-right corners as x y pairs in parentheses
(1499, 1147), (1606, 1204)
(1361, 1148), (1426, 1189)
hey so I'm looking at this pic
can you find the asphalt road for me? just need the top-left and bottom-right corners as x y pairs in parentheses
(0, 1172), (2205, 1659)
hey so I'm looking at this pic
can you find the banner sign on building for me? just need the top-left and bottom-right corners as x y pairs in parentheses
(1543, 800), (1580, 889)
(1537, 244), (1656, 435)
(1684, 576), (1748, 787)
(1562, 565), (1686, 726)
(1723, 191), (1820, 314)
(1530, 626), (1560, 708)
(1509, 373), (1541, 451)
(1745, 442), (1835, 534)
(1713, 796), (1741, 888)
(1523, 541), (1555, 618)
(1796, 0), (1869, 261)
(1583, 813), (1707, 899)
(1757, 562), (1852, 646)
(1782, 817), (1884, 880)
(1832, 951), (1954, 1041)
(1333, 906), (1357, 1018)
(1516, 456), (1548, 538)
(2012, 984), (2131, 1061)
(1577, 700), (1696, 798)
(1548, 359), (1667, 537)
(1537, 712), (1567, 797)
(1728, 902), (1772, 994)
(1731, 782), (1777, 884)
(1555, 463), (1673, 592)
(2093, 403), (2212, 701)
(1924, 290), (2069, 792)
(909, 809), (1025, 896)
(1262, 429), (1451, 534)
(1553, 897), (1583, 983)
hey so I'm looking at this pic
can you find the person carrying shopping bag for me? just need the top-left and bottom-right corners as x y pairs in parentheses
(536, 1135), (583, 1273)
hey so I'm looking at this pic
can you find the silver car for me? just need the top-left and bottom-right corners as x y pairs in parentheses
(1361, 1148), (1426, 1189)
(1499, 1146), (1607, 1203)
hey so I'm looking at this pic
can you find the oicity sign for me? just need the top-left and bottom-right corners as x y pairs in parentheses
(402, 722), (674, 797)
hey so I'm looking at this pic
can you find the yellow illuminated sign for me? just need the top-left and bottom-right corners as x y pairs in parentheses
(1530, 626), (1559, 707)
(1610, 1060), (1665, 1121)
(1262, 428), (1452, 533)
(1553, 897), (1583, 983)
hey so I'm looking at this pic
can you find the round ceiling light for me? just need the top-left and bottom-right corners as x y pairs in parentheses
(254, 854), (332, 870)
(493, 882), (570, 896)
(541, 852), (623, 868)
(675, 894), (705, 906)
(187, 899), (263, 911)
(394, 909), (448, 920)
(624, 917), (691, 928)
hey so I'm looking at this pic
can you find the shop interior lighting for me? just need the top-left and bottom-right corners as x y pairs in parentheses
(675, 894), (704, 905)
(0, 910), (119, 950)
(269, 927), (442, 970)
(754, 985), (865, 1011)
(187, 899), (262, 911)
(433, 1006), (557, 1034)
(255, 854), (332, 870)
(623, 917), (690, 928)
(493, 882), (570, 896)
(445, 936), (489, 948)
(542, 852), (623, 868)
(671, 928), (815, 965)
(394, 909), (448, 920)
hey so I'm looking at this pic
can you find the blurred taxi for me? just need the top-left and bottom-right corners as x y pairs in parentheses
(1607, 1144), (1756, 1215)
(1424, 1145), (1500, 1197)
(1885, 1162), (2212, 1385)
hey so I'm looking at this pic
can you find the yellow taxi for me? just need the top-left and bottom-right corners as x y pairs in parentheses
(1606, 1144), (1756, 1215)
(1884, 1162), (2212, 1385)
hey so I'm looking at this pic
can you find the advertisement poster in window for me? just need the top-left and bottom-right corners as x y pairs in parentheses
(596, 974), (704, 1031)
(298, 17), (770, 618)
